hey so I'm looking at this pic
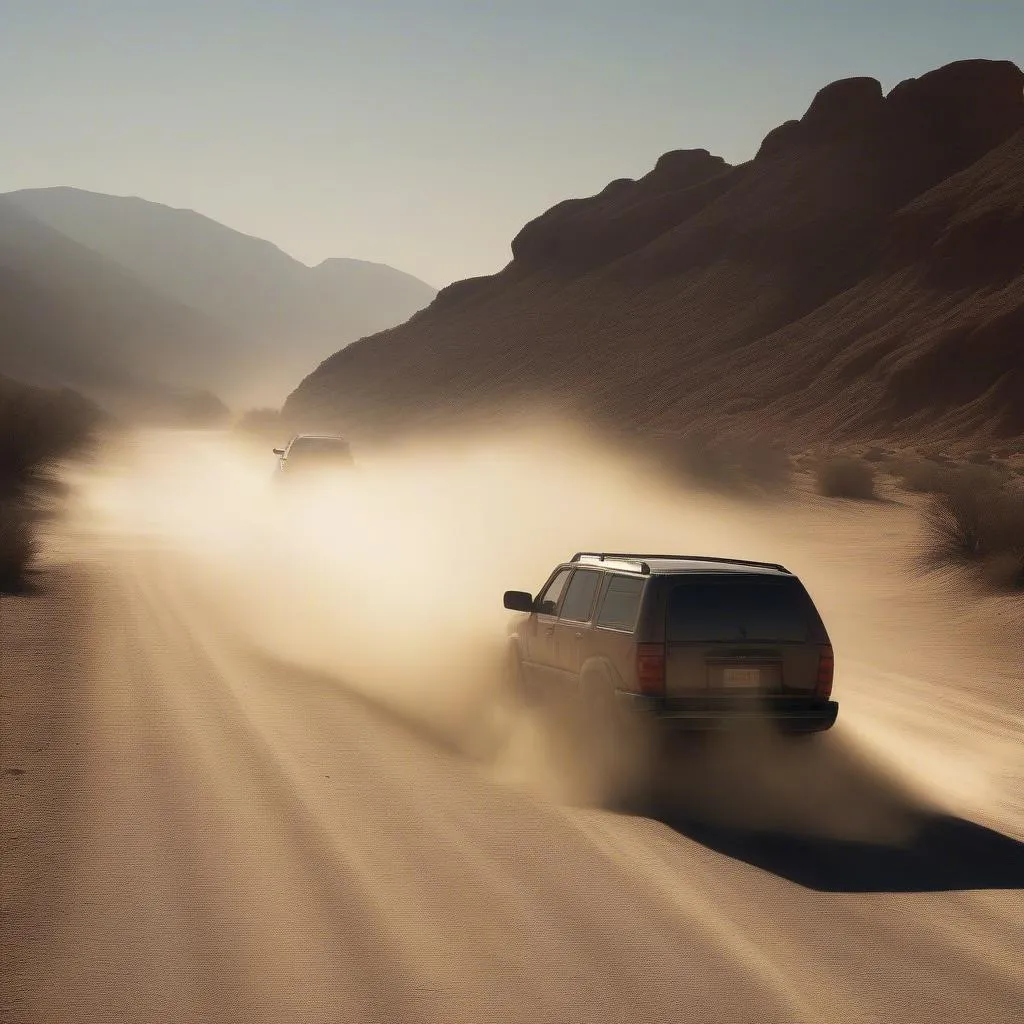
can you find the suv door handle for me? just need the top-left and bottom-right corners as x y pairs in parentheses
(574, 632), (583, 639)
(544, 626), (554, 637)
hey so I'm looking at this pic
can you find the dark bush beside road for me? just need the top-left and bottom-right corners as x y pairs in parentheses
(921, 467), (1024, 591)
(0, 377), (102, 591)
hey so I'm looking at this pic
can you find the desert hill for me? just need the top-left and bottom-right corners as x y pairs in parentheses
(284, 59), (1024, 448)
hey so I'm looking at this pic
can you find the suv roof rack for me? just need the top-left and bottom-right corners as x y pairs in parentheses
(571, 553), (651, 575)
(570, 551), (790, 574)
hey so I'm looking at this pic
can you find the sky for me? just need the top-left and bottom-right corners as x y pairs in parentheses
(0, 1), (1021, 288)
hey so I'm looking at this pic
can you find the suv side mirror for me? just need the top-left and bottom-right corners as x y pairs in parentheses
(272, 448), (285, 456)
(503, 590), (534, 613)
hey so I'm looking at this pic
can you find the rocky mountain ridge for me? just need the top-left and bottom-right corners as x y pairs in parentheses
(285, 58), (1024, 447)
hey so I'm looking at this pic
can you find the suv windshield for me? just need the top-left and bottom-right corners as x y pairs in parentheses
(288, 437), (351, 460)
(667, 576), (818, 643)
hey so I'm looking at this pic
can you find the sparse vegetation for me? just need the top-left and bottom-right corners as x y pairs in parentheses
(0, 499), (34, 592)
(922, 469), (1024, 590)
(816, 456), (876, 499)
(861, 446), (888, 463)
(892, 457), (950, 493)
(0, 377), (102, 591)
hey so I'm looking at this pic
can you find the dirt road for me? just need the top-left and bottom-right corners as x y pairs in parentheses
(2, 430), (1022, 1023)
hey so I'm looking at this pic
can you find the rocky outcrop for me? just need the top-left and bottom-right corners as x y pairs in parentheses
(509, 148), (733, 272)
(285, 60), (1024, 446)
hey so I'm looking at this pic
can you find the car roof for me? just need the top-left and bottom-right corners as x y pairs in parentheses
(291, 433), (347, 441)
(566, 552), (793, 577)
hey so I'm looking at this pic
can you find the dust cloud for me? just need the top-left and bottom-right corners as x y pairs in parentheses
(64, 422), (1018, 842)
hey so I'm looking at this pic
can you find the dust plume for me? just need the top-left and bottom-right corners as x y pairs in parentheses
(65, 422), (1017, 841)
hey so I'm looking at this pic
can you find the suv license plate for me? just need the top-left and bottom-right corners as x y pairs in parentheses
(723, 667), (761, 687)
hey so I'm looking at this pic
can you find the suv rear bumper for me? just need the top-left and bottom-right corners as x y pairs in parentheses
(615, 692), (839, 733)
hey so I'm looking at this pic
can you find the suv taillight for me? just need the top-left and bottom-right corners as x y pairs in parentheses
(636, 644), (666, 697)
(815, 645), (834, 700)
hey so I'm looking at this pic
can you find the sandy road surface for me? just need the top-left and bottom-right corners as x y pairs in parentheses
(2, 429), (1023, 1023)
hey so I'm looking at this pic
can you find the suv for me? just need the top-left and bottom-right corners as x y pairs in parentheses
(502, 552), (837, 735)
(272, 434), (354, 482)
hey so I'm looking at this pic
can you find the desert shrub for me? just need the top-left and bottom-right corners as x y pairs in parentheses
(0, 499), (35, 592)
(896, 459), (1008, 497)
(861, 446), (888, 463)
(924, 476), (1024, 590)
(966, 450), (992, 465)
(893, 457), (949, 493)
(0, 383), (100, 494)
(816, 456), (876, 499)
(0, 378), (101, 590)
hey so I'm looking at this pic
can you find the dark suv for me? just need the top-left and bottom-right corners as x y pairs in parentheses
(502, 552), (837, 735)
(272, 434), (354, 482)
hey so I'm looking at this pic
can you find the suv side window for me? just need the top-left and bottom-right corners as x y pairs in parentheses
(536, 569), (571, 615)
(595, 575), (645, 632)
(558, 569), (602, 623)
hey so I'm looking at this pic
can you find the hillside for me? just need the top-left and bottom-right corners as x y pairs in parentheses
(3, 188), (437, 406)
(284, 59), (1024, 448)
(0, 197), (241, 409)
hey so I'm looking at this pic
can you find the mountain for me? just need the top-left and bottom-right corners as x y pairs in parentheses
(0, 196), (242, 411)
(283, 59), (1024, 448)
(3, 187), (437, 406)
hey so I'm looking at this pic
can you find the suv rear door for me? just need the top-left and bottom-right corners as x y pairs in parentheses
(591, 573), (647, 688)
(664, 574), (827, 698)
(551, 568), (603, 689)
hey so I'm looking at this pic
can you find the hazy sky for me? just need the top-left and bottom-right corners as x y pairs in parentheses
(1, 1), (1021, 287)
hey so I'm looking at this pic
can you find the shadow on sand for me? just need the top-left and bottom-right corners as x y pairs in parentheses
(651, 806), (1024, 893)
(635, 731), (1024, 894)
(260, 659), (1024, 896)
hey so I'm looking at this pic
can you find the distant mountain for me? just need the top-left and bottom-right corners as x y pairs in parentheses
(284, 59), (1024, 447)
(0, 196), (241, 409)
(3, 187), (437, 406)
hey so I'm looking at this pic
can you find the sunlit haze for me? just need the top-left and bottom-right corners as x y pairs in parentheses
(2, 0), (1021, 285)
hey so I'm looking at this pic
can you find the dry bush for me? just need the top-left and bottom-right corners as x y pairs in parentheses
(861, 445), (888, 463)
(0, 383), (99, 494)
(0, 378), (102, 590)
(924, 476), (1024, 591)
(816, 456), (876, 500)
(893, 457), (951, 493)
(966, 450), (992, 465)
(0, 499), (35, 592)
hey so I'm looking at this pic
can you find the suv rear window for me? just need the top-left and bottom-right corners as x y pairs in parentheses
(596, 575), (645, 631)
(667, 577), (818, 643)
